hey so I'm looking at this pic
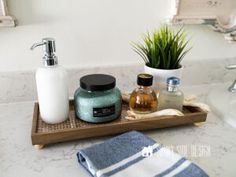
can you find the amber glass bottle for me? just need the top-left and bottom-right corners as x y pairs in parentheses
(129, 74), (158, 114)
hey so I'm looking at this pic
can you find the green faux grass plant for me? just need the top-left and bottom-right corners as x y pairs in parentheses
(132, 25), (191, 69)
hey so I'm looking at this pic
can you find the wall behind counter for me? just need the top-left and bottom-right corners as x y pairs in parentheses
(0, 0), (235, 72)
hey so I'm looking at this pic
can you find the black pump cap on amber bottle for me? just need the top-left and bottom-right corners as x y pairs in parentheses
(137, 73), (153, 86)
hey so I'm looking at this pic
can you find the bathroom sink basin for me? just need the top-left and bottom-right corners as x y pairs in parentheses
(208, 83), (236, 128)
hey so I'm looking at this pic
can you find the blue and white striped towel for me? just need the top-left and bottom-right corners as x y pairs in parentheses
(77, 131), (208, 177)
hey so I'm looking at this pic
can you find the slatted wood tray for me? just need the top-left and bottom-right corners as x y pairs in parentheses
(31, 100), (207, 148)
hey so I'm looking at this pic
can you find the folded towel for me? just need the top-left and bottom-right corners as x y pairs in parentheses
(77, 131), (208, 177)
(125, 109), (184, 120)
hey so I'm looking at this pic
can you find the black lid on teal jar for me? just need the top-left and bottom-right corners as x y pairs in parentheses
(80, 74), (116, 91)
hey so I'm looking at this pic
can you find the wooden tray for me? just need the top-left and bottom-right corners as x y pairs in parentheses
(31, 100), (207, 148)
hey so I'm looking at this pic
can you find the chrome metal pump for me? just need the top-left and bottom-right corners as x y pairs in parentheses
(226, 64), (236, 92)
(31, 38), (58, 66)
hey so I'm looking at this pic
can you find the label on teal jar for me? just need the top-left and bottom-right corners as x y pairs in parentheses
(93, 105), (115, 117)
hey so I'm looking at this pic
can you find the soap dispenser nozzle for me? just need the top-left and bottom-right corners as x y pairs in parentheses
(31, 38), (58, 66)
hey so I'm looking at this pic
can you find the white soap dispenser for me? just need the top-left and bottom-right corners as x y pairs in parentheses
(31, 38), (69, 124)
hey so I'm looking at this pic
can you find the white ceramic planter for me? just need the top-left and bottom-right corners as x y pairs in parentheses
(144, 65), (183, 90)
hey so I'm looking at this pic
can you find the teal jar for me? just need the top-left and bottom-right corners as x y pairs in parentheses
(74, 74), (122, 123)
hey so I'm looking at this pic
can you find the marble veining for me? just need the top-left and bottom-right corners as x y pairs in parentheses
(0, 57), (236, 103)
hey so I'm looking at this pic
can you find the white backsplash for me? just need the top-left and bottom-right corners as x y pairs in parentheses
(0, 57), (236, 103)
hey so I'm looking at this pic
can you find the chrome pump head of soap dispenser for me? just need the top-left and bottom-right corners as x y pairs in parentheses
(31, 38), (58, 67)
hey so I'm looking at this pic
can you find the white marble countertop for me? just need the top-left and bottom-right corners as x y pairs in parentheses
(1, 83), (236, 177)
